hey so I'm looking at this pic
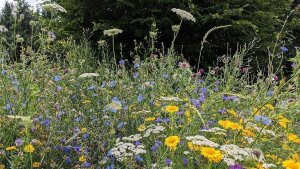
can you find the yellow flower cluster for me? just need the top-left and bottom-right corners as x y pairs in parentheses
(187, 142), (201, 151)
(277, 116), (290, 128)
(288, 133), (300, 144)
(218, 120), (243, 130)
(282, 159), (300, 169)
(24, 144), (35, 153)
(165, 105), (179, 114)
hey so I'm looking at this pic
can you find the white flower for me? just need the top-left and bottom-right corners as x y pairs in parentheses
(186, 135), (219, 147)
(42, 2), (67, 13)
(159, 96), (182, 102)
(200, 127), (227, 136)
(103, 28), (123, 36)
(78, 73), (100, 78)
(171, 8), (196, 22)
(143, 125), (165, 137)
(0, 25), (8, 33)
(122, 134), (143, 142)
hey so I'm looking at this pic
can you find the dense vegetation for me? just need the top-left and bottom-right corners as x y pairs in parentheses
(0, 1), (299, 169)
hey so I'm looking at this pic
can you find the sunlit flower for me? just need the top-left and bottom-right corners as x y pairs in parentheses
(6, 146), (16, 151)
(288, 133), (300, 144)
(24, 144), (35, 153)
(42, 2), (67, 13)
(32, 162), (41, 168)
(145, 117), (156, 122)
(79, 155), (87, 162)
(277, 116), (290, 128)
(171, 8), (196, 22)
(137, 125), (146, 131)
(218, 120), (243, 130)
(164, 136), (180, 151)
(282, 159), (300, 169)
(103, 28), (123, 36)
(165, 105), (179, 114)
(187, 142), (201, 151)
(200, 147), (223, 163)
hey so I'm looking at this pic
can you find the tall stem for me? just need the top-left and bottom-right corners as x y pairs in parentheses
(112, 36), (117, 70)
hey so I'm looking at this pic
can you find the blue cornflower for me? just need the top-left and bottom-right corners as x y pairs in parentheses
(165, 159), (172, 166)
(255, 115), (272, 125)
(42, 118), (50, 127)
(53, 75), (61, 82)
(134, 63), (139, 68)
(267, 91), (273, 97)
(135, 155), (143, 162)
(183, 158), (188, 165)
(66, 156), (71, 164)
(162, 73), (169, 78)
(280, 46), (288, 52)
(87, 85), (96, 90)
(57, 86), (62, 91)
(109, 81), (116, 88)
(133, 72), (139, 78)
(1, 69), (7, 75)
(119, 59), (125, 65)
(100, 82), (106, 88)
(83, 162), (91, 168)
(137, 94), (144, 103)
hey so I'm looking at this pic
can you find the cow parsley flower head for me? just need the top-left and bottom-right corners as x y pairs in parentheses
(42, 2), (67, 13)
(103, 28), (123, 36)
(171, 8), (196, 22)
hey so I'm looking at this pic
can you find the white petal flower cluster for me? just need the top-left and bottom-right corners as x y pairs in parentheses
(122, 134), (143, 142)
(143, 125), (165, 137)
(103, 28), (123, 37)
(220, 144), (253, 165)
(78, 73), (100, 78)
(159, 96), (182, 102)
(131, 110), (151, 116)
(0, 25), (8, 33)
(171, 8), (196, 22)
(110, 141), (146, 162)
(42, 2), (67, 13)
(200, 127), (227, 136)
(186, 135), (219, 147)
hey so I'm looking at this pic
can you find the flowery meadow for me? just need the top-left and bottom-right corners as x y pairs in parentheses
(0, 4), (300, 169)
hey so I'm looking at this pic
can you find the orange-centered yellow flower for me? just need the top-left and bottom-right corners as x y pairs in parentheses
(218, 120), (243, 130)
(24, 144), (35, 153)
(164, 135), (180, 151)
(165, 106), (179, 114)
(282, 159), (300, 169)
(200, 147), (223, 163)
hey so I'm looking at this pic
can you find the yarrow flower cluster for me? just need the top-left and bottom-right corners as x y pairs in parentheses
(186, 135), (219, 148)
(110, 141), (146, 162)
(78, 73), (100, 78)
(143, 125), (165, 137)
(103, 28), (123, 36)
(0, 25), (8, 33)
(171, 8), (196, 22)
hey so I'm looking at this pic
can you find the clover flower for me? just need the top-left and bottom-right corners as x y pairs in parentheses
(103, 28), (123, 37)
(171, 8), (196, 22)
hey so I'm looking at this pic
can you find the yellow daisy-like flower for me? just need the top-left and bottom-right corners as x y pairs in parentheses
(252, 107), (260, 115)
(264, 104), (275, 111)
(164, 135), (180, 151)
(187, 142), (201, 151)
(32, 162), (41, 168)
(145, 117), (156, 122)
(242, 129), (255, 137)
(137, 124), (146, 131)
(165, 105), (179, 114)
(218, 120), (243, 130)
(282, 159), (300, 169)
(227, 109), (238, 117)
(200, 147), (223, 163)
(288, 134), (300, 144)
(277, 116), (290, 128)
(79, 155), (87, 162)
(24, 144), (35, 153)
(6, 146), (16, 151)
(81, 128), (87, 133)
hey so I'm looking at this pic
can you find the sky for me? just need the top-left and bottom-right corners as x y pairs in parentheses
(0, 0), (39, 10)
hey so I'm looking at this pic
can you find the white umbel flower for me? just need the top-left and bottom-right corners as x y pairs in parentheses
(42, 2), (67, 13)
(186, 135), (219, 147)
(0, 25), (8, 32)
(103, 28), (123, 36)
(78, 73), (100, 78)
(171, 8), (196, 22)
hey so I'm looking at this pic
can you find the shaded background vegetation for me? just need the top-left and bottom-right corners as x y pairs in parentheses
(1, 0), (300, 72)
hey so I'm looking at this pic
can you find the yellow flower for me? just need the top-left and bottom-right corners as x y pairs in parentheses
(200, 147), (223, 163)
(6, 146), (16, 151)
(145, 117), (156, 122)
(252, 107), (260, 115)
(292, 153), (299, 161)
(82, 100), (91, 104)
(164, 136), (180, 151)
(282, 159), (300, 169)
(264, 104), (274, 111)
(277, 116), (290, 128)
(218, 120), (243, 130)
(187, 142), (201, 151)
(137, 124), (146, 131)
(24, 144), (35, 153)
(165, 105), (179, 114)
(32, 162), (41, 168)
(81, 128), (87, 133)
(288, 134), (300, 144)
(227, 109), (238, 117)
(242, 129), (255, 137)
(0, 164), (5, 169)
(79, 155), (87, 162)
